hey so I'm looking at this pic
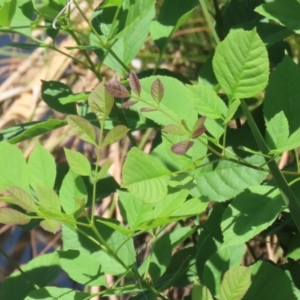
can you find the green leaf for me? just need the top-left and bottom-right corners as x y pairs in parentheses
(26, 287), (90, 300)
(149, 233), (172, 282)
(0, 0), (17, 27)
(221, 186), (284, 246)
(118, 190), (207, 230)
(220, 266), (251, 300)
(0, 143), (29, 192)
(8, 42), (40, 50)
(264, 56), (300, 135)
(40, 219), (61, 234)
(213, 29), (269, 100)
(59, 92), (88, 104)
(62, 217), (135, 275)
(122, 147), (171, 203)
(3, 0), (33, 37)
(188, 84), (227, 119)
(134, 76), (198, 129)
(162, 124), (187, 136)
(286, 233), (300, 260)
(59, 170), (87, 216)
(6, 186), (37, 212)
(195, 154), (267, 202)
(192, 281), (213, 300)
(95, 160), (113, 181)
(202, 244), (245, 297)
(32, 0), (67, 20)
(255, 0), (300, 34)
(89, 82), (114, 121)
(41, 81), (77, 114)
(103, 125), (129, 146)
(100, 0), (123, 8)
(35, 186), (61, 215)
(5, 120), (67, 144)
(58, 249), (106, 286)
(67, 115), (97, 146)
(0, 207), (31, 225)
(0, 252), (60, 300)
(92, 0), (155, 75)
(266, 111), (289, 150)
(150, 0), (198, 54)
(275, 128), (300, 153)
(243, 261), (296, 300)
(28, 142), (56, 191)
(64, 148), (91, 176)
(205, 118), (224, 140)
(225, 99), (241, 122)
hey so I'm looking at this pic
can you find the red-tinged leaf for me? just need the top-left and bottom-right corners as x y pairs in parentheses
(0, 207), (31, 225)
(192, 117), (207, 138)
(140, 107), (157, 112)
(103, 125), (130, 146)
(162, 124), (187, 136)
(129, 72), (141, 96)
(151, 78), (164, 103)
(171, 140), (194, 155)
(120, 100), (138, 108)
(6, 186), (38, 212)
(105, 81), (130, 98)
(40, 219), (61, 234)
(192, 127), (206, 139)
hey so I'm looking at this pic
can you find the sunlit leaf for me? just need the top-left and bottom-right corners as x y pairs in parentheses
(103, 125), (129, 146)
(213, 29), (269, 100)
(192, 281), (213, 300)
(188, 84), (227, 119)
(67, 115), (97, 146)
(0, 207), (31, 225)
(40, 219), (61, 234)
(220, 266), (251, 300)
(122, 147), (171, 203)
(89, 82), (115, 121)
(28, 142), (56, 191)
(64, 148), (91, 176)
(35, 186), (61, 215)
(6, 186), (37, 212)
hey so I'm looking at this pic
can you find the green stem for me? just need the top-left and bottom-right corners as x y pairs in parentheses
(240, 98), (300, 233)
(198, 0), (220, 45)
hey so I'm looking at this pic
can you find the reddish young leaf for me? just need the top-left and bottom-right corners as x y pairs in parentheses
(129, 72), (141, 96)
(192, 117), (207, 138)
(120, 100), (138, 108)
(162, 124), (187, 136)
(171, 140), (194, 155)
(140, 107), (157, 112)
(105, 81), (130, 98)
(151, 78), (164, 103)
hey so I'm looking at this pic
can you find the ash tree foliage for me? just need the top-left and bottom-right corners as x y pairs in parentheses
(0, 0), (300, 299)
